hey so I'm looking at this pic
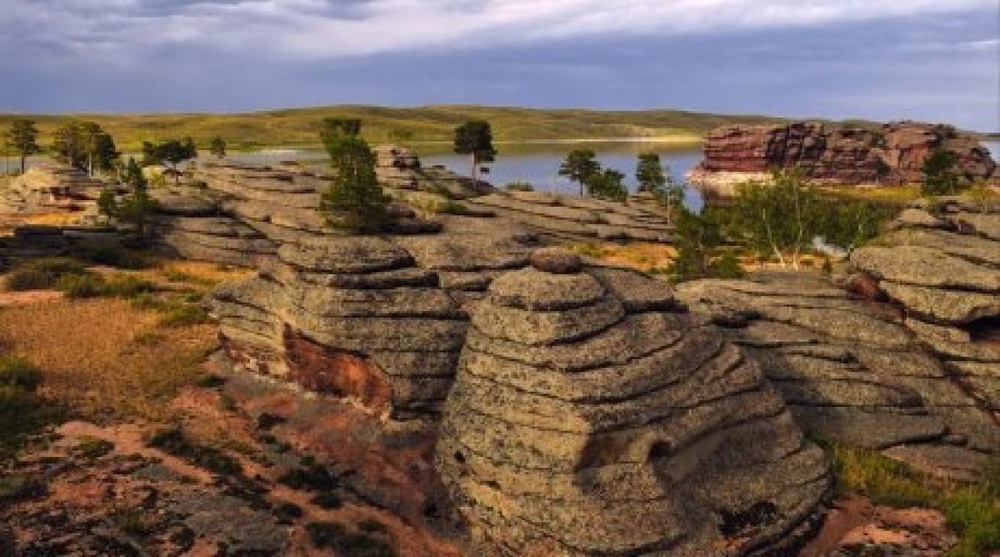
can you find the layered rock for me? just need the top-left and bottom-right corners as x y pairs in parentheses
(375, 144), (486, 198)
(436, 251), (831, 556)
(848, 201), (1000, 448)
(675, 271), (998, 480)
(690, 121), (996, 193)
(1, 164), (105, 221)
(467, 190), (674, 244)
(211, 221), (536, 421)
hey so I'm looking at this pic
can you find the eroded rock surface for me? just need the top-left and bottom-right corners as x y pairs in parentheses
(436, 255), (831, 556)
(689, 121), (996, 193)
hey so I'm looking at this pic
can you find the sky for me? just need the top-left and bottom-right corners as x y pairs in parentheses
(0, 0), (997, 131)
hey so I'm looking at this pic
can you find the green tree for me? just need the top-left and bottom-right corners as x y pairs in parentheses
(585, 168), (627, 202)
(320, 123), (389, 234)
(52, 121), (118, 175)
(6, 119), (41, 174)
(142, 138), (197, 185)
(559, 149), (601, 196)
(453, 120), (497, 185)
(636, 152), (684, 223)
(728, 169), (818, 269)
(98, 157), (157, 237)
(667, 207), (743, 282)
(921, 147), (959, 196)
(210, 137), (227, 159)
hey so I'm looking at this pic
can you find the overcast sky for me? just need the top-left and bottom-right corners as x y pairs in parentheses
(0, 0), (997, 130)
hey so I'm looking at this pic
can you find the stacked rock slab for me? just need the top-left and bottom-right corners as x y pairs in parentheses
(849, 201), (1000, 454)
(689, 121), (996, 193)
(211, 222), (536, 421)
(675, 271), (998, 480)
(2, 164), (105, 220)
(436, 250), (830, 556)
(467, 190), (674, 244)
(374, 144), (484, 199)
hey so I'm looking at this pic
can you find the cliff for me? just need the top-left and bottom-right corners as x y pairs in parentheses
(689, 121), (996, 192)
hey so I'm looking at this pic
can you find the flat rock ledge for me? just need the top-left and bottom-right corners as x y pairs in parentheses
(436, 264), (830, 556)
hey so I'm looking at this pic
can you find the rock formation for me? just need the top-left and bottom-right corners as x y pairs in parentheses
(1, 164), (105, 220)
(689, 121), (996, 193)
(467, 190), (674, 244)
(375, 145), (488, 198)
(435, 250), (831, 556)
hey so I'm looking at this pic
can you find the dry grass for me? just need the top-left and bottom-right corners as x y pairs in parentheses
(0, 297), (217, 422)
(157, 260), (254, 287)
(571, 241), (678, 272)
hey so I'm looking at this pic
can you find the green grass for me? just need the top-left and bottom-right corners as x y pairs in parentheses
(0, 105), (793, 152)
(819, 438), (1000, 556)
(0, 355), (58, 455)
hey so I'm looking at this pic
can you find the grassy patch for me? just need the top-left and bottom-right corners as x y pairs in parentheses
(74, 241), (156, 270)
(0, 355), (56, 454)
(819, 438), (1000, 556)
(75, 436), (115, 459)
(0, 474), (46, 505)
(147, 427), (242, 477)
(4, 257), (88, 291)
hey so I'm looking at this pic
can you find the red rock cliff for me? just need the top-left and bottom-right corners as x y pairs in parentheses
(695, 121), (996, 185)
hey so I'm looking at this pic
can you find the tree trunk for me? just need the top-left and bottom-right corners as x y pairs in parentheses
(470, 153), (478, 186)
(19, 154), (26, 175)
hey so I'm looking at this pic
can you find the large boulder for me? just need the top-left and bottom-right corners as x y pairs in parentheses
(436, 255), (831, 556)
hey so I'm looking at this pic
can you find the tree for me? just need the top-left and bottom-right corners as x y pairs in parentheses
(210, 137), (227, 159)
(728, 169), (818, 269)
(320, 123), (389, 234)
(453, 120), (497, 185)
(559, 149), (601, 196)
(142, 138), (197, 185)
(636, 152), (684, 223)
(52, 121), (118, 175)
(6, 119), (41, 174)
(921, 147), (959, 196)
(667, 207), (743, 282)
(98, 157), (158, 237)
(585, 168), (627, 202)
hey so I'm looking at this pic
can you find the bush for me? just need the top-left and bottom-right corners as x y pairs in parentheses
(306, 521), (396, 556)
(434, 200), (471, 215)
(5, 257), (88, 291)
(75, 241), (154, 270)
(159, 304), (211, 327)
(505, 181), (534, 192)
(5, 268), (55, 291)
(943, 489), (1000, 556)
(56, 273), (106, 298)
(0, 356), (42, 391)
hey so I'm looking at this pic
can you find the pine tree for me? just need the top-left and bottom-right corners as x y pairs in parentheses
(320, 123), (389, 234)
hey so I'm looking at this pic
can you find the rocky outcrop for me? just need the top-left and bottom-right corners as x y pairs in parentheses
(1, 165), (105, 221)
(675, 270), (998, 481)
(436, 251), (831, 556)
(848, 200), (1000, 444)
(210, 219), (537, 422)
(375, 145), (487, 199)
(467, 190), (674, 244)
(689, 121), (996, 193)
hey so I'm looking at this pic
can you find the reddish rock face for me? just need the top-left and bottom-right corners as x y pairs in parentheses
(697, 121), (996, 185)
(282, 327), (393, 411)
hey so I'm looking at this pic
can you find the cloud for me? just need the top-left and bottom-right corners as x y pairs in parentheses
(1, 0), (994, 62)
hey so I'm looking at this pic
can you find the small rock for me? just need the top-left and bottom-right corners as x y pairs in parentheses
(529, 248), (581, 274)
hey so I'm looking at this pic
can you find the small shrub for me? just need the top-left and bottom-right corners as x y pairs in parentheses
(0, 356), (42, 391)
(75, 241), (154, 270)
(710, 251), (745, 279)
(5, 268), (55, 291)
(56, 273), (106, 298)
(358, 519), (387, 533)
(159, 304), (211, 327)
(943, 489), (1000, 556)
(76, 436), (115, 459)
(99, 275), (155, 298)
(278, 462), (339, 492)
(147, 427), (242, 477)
(311, 492), (343, 510)
(306, 521), (396, 556)
(274, 502), (302, 524)
(434, 200), (471, 215)
(505, 181), (534, 192)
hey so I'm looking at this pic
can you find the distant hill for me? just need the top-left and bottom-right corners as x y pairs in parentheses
(0, 105), (790, 152)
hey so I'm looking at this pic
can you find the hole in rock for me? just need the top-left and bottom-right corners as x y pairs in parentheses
(648, 441), (671, 461)
(965, 316), (1000, 343)
(454, 451), (466, 464)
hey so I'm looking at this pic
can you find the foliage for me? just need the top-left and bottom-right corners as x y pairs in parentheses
(0, 355), (53, 455)
(321, 118), (362, 141)
(558, 149), (601, 195)
(52, 120), (119, 175)
(453, 120), (497, 184)
(0, 355), (43, 392)
(147, 427), (242, 476)
(4, 257), (88, 291)
(5, 119), (41, 173)
(74, 240), (155, 269)
(504, 181), (534, 192)
(321, 123), (390, 234)
(636, 152), (685, 223)
(728, 169), (820, 269)
(922, 147), (960, 196)
(434, 200), (471, 215)
(141, 138), (197, 184)
(813, 198), (894, 250)
(99, 157), (159, 237)
(76, 436), (115, 459)
(584, 168), (627, 202)
(209, 136), (227, 159)
(666, 208), (743, 282)
(818, 437), (1000, 557)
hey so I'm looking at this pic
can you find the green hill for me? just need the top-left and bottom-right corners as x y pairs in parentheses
(0, 105), (788, 152)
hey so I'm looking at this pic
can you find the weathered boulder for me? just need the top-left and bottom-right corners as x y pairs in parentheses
(2, 164), (105, 221)
(375, 144), (487, 198)
(675, 271), (998, 470)
(436, 257), (830, 556)
(689, 121), (996, 192)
